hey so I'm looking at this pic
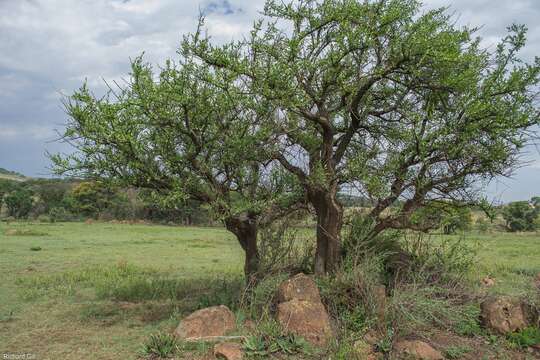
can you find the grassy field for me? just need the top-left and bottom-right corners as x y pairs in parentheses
(1, 221), (540, 359)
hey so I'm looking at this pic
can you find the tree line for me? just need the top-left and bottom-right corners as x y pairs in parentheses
(0, 178), (209, 225)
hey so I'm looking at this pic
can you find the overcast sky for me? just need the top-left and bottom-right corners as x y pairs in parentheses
(0, 0), (539, 202)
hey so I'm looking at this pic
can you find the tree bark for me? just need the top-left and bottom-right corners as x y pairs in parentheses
(224, 214), (260, 281)
(308, 187), (343, 275)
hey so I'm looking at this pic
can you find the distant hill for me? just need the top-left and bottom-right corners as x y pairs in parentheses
(0, 168), (26, 182)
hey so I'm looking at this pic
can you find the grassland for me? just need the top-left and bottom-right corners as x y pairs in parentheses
(1, 221), (540, 359)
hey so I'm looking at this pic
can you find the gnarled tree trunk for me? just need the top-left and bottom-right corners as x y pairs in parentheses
(308, 187), (343, 275)
(224, 214), (260, 281)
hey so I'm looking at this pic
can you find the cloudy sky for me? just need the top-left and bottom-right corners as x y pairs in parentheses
(0, 0), (538, 202)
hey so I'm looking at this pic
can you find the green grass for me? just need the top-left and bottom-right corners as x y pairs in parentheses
(453, 231), (540, 296)
(1, 222), (539, 358)
(0, 221), (243, 359)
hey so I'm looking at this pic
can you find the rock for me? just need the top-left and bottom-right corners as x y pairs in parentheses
(214, 342), (243, 360)
(276, 273), (321, 303)
(175, 305), (236, 340)
(394, 340), (443, 360)
(276, 298), (333, 346)
(480, 296), (527, 334)
(481, 276), (495, 287)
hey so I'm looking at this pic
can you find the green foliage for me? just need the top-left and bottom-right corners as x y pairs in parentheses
(444, 345), (472, 359)
(507, 326), (540, 349)
(4, 189), (33, 219)
(243, 273), (289, 319)
(475, 217), (491, 233)
(243, 320), (312, 357)
(502, 200), (539, 232)
(398, 233), (477, 286)
(343, 214), (402, 262)
(69, 181), (114, 218)
(318, 255), (385, 333)
(141, 332), (178, 358)
(0, 179), (19, 206)
(441, 207), (472, 235)
(188, 0), (540, 243)
(454, 305), (483, 337)
(29, 246), (42, 251)
(257, 220), (314, 276)
(49, 207), (74, 222)
(375, 328), (394, 354)
(18, 262), (243, 311)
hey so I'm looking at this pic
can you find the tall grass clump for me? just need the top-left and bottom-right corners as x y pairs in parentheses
(320, 213), (480, 345)
(256, 220), (314, 276)
(141, 332), (178, 358)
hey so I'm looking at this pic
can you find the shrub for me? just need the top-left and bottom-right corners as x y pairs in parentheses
(242, 273), (289, 319)
(318, 255), (386, 334)
(507, 326), (540, 349)
(502, 200), (539, 232)
(440, 207), (472, 234)
(4, 189), (33, 219)
(49, 207), (74, 222)
(256, 220), (314, 276)
(397, 232), (477, 287)
(36, 214), (51, 223)
(475, 217), (491, 233)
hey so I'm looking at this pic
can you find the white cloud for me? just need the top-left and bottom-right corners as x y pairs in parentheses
(0, 125), (55, 140)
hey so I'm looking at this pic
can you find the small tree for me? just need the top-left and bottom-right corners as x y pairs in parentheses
(4, 189), (33, 219)
(69, 181), (114, 218)
(441, 206), (472, 235)
(502, 200), (539, 232)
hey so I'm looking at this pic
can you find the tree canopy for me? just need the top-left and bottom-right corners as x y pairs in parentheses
(54, 0), (540, 275)
(52, 52), (303, 278)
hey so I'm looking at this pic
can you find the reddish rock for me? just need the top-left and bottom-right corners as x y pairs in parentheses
(276, 299), (333, 346)
(175, 305), (236, 340)
(480, 296), (527, 334)
(394, 340), (443, 360)
(276, 273), (321, 303)
(214, 342), (243, 360)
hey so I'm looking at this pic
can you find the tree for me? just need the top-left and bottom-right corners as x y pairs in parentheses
(502, 200), (539, 232)
(409, 203), (472, 234)
(69, 181), (114, 218)
(0, 179), (18, 210)
(52, 55), (302, 279)
(4, 189), (33, 219)
(189, 0), (540, 273)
